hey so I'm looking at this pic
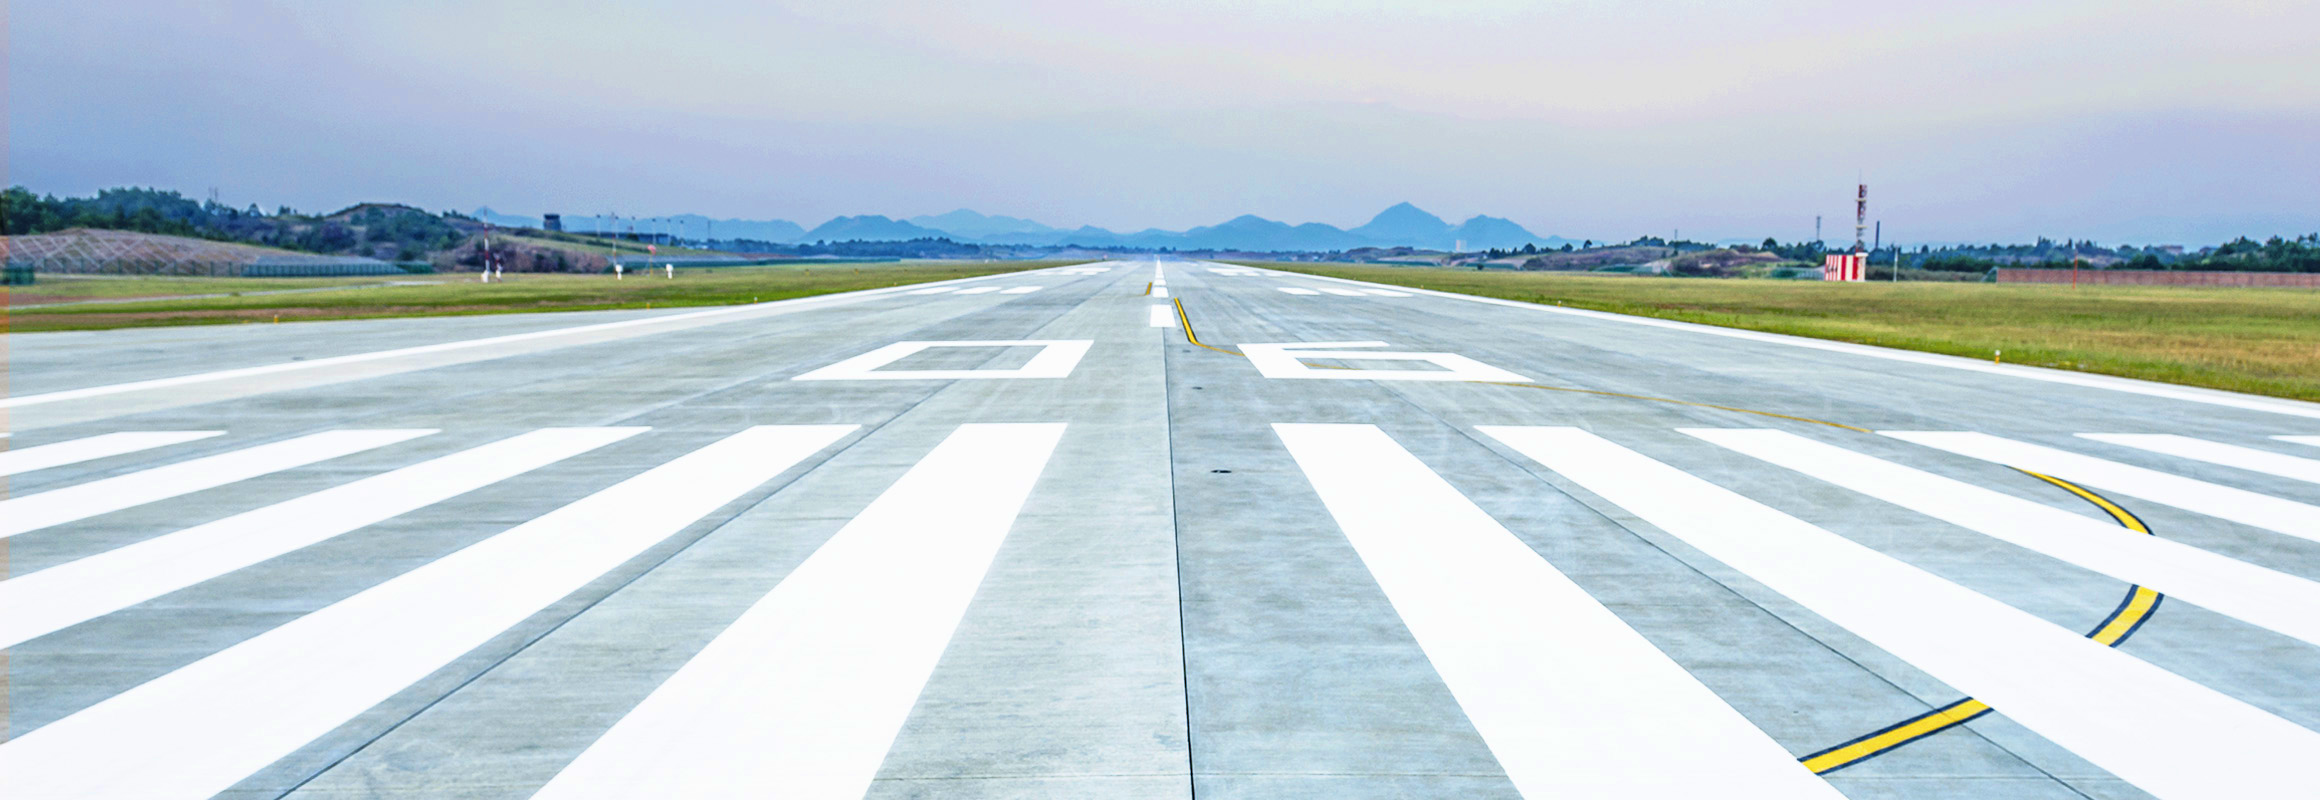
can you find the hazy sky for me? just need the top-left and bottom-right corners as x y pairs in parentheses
(12, 0), (2317, 244)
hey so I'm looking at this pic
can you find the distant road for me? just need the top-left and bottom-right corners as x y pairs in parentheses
(5, 258), (2318, 799)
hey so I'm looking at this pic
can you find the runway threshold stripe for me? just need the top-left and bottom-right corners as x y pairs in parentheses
(952, 286), (1002, 295)
(2078, 433), (2320, 486)
(531, 423), (1063, 799)
(0, 429), (436, 539)
(905, 287), (957, 295)
(2277, 435), (2320, 449)
(0, 427), (647, 649)
(1481, 425), (2320, 800)
(1277, 287), (1321, 295)
(1149, 304), (1178, 328)
(0, 424), (856, 800)
(1685, 429), (2320, 648)
(1886, 432), (2320, 544)
(0, 431), (223, 477)
(1275, 423), (1840, 798)
(1319, 287), (1367, 296)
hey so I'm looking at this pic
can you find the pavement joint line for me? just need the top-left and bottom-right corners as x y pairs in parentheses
(1282, 323), (2128, 790)
(256, 288), (1097, 796)
(0, 264), (1075, 412)
(1246, 261), (2320, 421)
(1172, 295), (1868, 432)
(1797, 470), (2163, 776)
(1336, 366), (2066, 790)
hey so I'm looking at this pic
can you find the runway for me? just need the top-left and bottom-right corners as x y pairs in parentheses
(4, 257), (2317, 799)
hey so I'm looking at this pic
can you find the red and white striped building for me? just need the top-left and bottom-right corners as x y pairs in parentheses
(1822, 253), (1867, 282)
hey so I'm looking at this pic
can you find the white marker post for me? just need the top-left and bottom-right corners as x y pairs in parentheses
(665, 264), (673, 279)
(614, 262), (624, 280)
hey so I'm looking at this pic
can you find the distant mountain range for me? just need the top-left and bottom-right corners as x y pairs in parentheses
(471, 203), (1570, 252)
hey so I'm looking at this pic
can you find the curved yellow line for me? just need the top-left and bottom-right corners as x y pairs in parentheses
(1803, 472), (2159, 774)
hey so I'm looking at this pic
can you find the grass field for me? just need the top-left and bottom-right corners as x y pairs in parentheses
(5, 260), (1066, 333)
(7, 274), (422, 305)
(1241, 261), (2320, 402)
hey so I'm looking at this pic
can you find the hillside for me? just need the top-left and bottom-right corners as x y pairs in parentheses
(2, 228), (401, 276)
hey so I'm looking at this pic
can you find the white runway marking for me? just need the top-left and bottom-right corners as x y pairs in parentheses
(1688, 428), (2320, 648)
(952, 286), (1003, 295)
(1275, 424), (1842, 798)
(1482, 425), (2320, 800)
(0, 431), (223, 477)
(1887, 432), (2320, 544)
(533, 423), (1064, 799)
(1361, 289), (1412, 297)
(792, 340), (1094, 381)
(2078, 433), (2320, 486)
(1262, 265), (2320, 420)
(0, 271), (1020, 415)
(1150, 304), (1178, 328)
(2278, 435), (2320, 449)
(905, 286), (958, 295)
(1000, 286), (1041, 294)
(0, 425), (856, 800)
(1319, 287), (1367, 297)
(0, 427), (646, 649)
(1151, 286), (1169, 298)
(1277, 287), (1322, 296)
(1241, 341), (1531, 383)
(0, 430), (435, 540)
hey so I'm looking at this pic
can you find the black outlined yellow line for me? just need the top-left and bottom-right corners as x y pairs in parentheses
(1169, 294), (2171, 775)
(1171, 298), (1242, 356)
(1799, 472), (2162, 775)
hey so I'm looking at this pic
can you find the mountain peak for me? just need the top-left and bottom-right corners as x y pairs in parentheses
(1350, 202), (1452, 246)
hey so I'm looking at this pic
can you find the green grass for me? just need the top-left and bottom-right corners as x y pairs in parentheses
(7, 274), (420, 304)
(6, 260), (1073, 333)
(1238, 261), (2320, 402)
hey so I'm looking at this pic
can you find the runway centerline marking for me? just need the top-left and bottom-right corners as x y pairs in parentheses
(1149, 304), (1178, 328)
(0, 427), (647, 649)
(1276, 423), (1843, 797)
(0, 424), (857, 800)
(0, 429), (436, 540)
(532, 423), (1064, 799)
(0, 431), (224, 477)
(1481, 425), (2320, 800)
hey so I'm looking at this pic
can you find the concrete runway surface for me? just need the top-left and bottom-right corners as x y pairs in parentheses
(3, 257), (2317, 799)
